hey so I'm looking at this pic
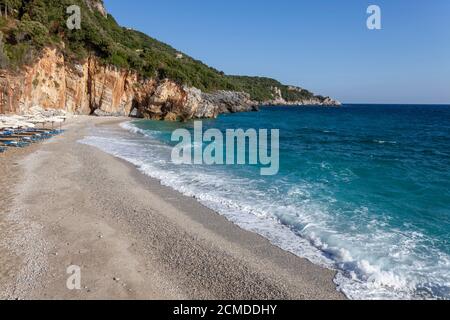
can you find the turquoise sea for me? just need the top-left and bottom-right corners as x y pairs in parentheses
(81, 104), (450, 299)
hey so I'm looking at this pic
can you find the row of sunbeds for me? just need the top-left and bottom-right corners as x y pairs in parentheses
(0, 128), (64, 153)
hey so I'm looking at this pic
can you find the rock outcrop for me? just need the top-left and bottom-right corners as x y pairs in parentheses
(0, 0), (340, 121)
(203, 91), (259, 114)
(0, 48), (256, 121)
(263, 85), (341, 106)
(264, 97), (342, 106)
(85, 0), (108, 17)
(133, 83), (258, 121)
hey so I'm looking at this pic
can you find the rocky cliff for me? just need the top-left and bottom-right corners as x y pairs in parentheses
(0, 0), (340, 120)
(0, 47), (257, 120)
(263, 86), (341, 107)
(85, 0), (108, 17)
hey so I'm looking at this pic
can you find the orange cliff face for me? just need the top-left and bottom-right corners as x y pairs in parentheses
(0, 48), (150, 116)
(0, 48), (257, 120)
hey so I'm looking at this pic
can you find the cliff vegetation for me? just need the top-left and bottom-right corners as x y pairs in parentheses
(0, 0), (335, 104)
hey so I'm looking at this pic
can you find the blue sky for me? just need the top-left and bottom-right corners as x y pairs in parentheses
(103, 0), (450, 104)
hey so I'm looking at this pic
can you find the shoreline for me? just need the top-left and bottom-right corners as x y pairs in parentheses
(0, 116), (344, 300)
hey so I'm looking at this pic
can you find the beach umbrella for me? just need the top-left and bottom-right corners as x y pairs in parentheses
(19, 122), (35, 128)
(9, 115), (27, 121)
(2, 119), (35, 129)
(1, 122), (19, 129)
(28, 117), (46, 123)
(0, 116), (12, 122)
(0, 123), (13, 130)
(47, 117), (64, 129)
(27, 116), (48, 128)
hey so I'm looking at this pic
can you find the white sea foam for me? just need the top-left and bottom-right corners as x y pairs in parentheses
(79, 121), (450, 300)
(373, 140), (398, 145)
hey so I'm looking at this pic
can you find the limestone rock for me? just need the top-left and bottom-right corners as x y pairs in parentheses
(85, 0), (108, 17)
(262, 86), (341, 107)
(202, 91), (259, 114)
(0, 47), (338, 122)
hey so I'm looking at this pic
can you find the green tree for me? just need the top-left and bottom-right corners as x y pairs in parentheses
(0, 31), (9, 68)
(0, 0), (326, 103)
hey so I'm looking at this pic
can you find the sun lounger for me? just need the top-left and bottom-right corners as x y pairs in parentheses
(0, 130), (14, 136)
(9, 135), (35, 142)
(25, 128), (62, 136)
(2, 129), (49, 140)
(10, 133), (44, 141)
(0, 124), (65, 148)
(1, 134), (33, 141)
(0, 140), (30, 148)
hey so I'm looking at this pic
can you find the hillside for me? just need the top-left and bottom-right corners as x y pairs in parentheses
(0, 0), (339, 104)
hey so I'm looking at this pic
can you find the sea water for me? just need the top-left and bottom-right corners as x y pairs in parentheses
(80, 105), (450, 300)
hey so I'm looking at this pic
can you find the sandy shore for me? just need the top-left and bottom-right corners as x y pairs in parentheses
(0, 116), (344, 300)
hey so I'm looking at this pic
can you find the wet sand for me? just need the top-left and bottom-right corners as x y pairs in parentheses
(0, 116), (344, 300)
